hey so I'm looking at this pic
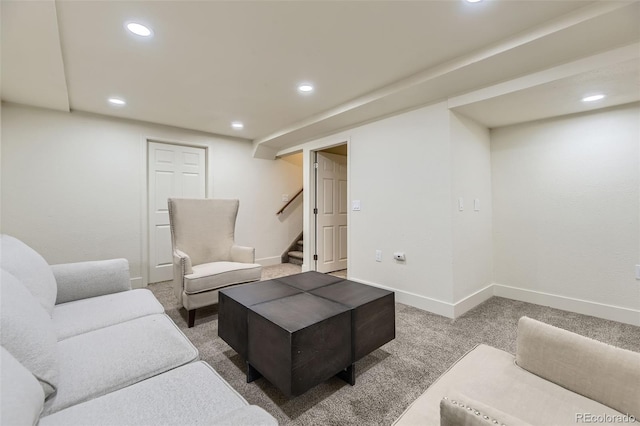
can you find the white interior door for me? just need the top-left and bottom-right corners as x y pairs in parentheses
(316, 152), (347, 273)
(148, 142), (206, 283)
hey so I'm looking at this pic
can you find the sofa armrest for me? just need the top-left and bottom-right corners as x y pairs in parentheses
(173, 249), (193, 275)
(52, 259), (131, 304)
(230, 245), (255, 264)
(516, 316), (640, 420)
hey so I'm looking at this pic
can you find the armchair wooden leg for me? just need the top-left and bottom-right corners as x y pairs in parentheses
(188, 309), (196, 328)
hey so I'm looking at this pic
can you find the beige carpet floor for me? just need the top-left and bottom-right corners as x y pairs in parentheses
(149, 265), (640, 425)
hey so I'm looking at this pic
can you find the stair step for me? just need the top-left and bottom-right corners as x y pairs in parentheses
(288, 250), (303, 259)
(288, 250), (303, 266)
(297, 240), (304, 246)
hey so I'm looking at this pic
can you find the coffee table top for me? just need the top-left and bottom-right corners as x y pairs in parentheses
(220, 279), (301, 307)
(220, 272), (393, 312)
(273, 272), (344, 291)
(311, 280), (392, 308)
(250, 292), (351, 332)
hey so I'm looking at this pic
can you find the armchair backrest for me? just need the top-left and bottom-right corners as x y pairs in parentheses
(168, 198), (239, 266)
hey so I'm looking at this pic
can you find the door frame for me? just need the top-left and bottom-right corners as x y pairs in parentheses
(140, 137), (211, 287)
(302, 138), (350, 274)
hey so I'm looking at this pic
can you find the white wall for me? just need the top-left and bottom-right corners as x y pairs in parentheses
(280, 100), (639, 325)
(349, 104), (454, 307)
(450, 112), (494, 307)
(1, 103), (303, 286)
(491, 103), (640, 323)
(280, 102), (495, 317)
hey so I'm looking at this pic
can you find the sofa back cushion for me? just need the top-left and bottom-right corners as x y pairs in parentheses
(516, 316), (640, 419)
(1, 269), (59, 397)
(1, 346), (45, 425)
(1, 234), (57, 316)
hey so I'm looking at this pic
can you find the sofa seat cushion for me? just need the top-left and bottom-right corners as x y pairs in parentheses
(184, 261), (262, 294)
(42, 314), (198, 416)
(1, 269), (59, 397)
(53, 289), (164, 340)
(1, 347), (45, 426)
(1, 234), (57, 316)
(39, 361), (276, 426)
(393, 344), (632, 426)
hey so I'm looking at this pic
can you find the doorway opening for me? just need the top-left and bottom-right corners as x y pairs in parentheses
(313, 143), (348, 277)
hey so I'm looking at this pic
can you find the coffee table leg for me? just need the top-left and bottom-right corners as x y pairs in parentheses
(336, 364), (355, 386)
(246, 362), (262, 383)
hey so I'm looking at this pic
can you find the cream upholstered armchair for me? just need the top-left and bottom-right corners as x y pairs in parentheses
(168, 198), (262, 327)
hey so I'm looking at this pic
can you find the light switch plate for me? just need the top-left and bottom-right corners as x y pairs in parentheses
(458, 198), (464, 211)
(636, 264), (640, 280)
(474, 199), (480, 211)
(352, 200), (361, 211)
(282, 194), (289, 202)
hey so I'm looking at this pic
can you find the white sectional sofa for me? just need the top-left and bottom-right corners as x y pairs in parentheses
(394, 317), (640, 425)
(0, 234), (277, 425)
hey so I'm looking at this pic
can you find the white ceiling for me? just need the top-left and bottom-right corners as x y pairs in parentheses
(2, 1), (639, 158)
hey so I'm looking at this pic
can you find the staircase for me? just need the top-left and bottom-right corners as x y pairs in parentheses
(283, 233), (304, 265)
(287, 237), (304, 265)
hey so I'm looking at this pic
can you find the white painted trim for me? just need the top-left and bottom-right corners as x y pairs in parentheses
(139, 136), (149, 287)
(348, 277), (455, 318)
(302, 136), (351, 274)
(453, 284), (494, 317)
(340, 278), (639, 326)
(141, 137), (211, 286)
(493, 283), (640, 327)
(130, 277), (144, 289)
(256, 256), (282, 267)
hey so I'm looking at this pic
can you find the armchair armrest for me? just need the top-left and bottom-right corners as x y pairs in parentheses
(230, 245), (255, 264)
(52, 258), (131, 305)
(173, 249), (193, 275)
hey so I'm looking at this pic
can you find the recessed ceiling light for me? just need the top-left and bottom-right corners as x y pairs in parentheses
(126, 22), (152, 37)
(298, 83), (314, 93)
(231, 121), (244, 130)
(582, 94), (605, 102)
(108, 97), (126, 106)
(466, 0), (483, 3)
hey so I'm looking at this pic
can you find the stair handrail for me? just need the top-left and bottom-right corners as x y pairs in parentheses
(276, 188), (303, 215)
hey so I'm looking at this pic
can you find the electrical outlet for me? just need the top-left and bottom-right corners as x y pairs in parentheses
(375, 250), (382, 262)
(282, 194), (289, 202)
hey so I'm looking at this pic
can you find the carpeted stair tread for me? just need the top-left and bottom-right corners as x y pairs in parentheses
(287, 250), (303, 265)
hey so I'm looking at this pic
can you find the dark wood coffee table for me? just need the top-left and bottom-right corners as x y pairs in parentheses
(218, 271), (395, 397)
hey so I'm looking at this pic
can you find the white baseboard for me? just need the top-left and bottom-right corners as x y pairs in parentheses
(256, 256), (282, 267)
(453, 284), (494, 317)
(130, 277), (144, 289)
(348, 277), (455, 318)
(342, 278), (639, 326)
(493, 283), (640, 326)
